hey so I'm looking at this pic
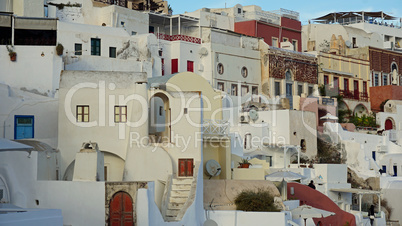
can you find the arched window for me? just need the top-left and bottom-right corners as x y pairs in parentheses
(285, 70), (292, 81)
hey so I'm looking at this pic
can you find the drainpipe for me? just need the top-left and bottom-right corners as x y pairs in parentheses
(11, 14), (14, 46)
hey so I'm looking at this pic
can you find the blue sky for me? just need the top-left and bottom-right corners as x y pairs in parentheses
(169, 0), (402, 25)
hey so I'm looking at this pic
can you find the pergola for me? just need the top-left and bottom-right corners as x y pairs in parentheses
(311, 11), (398, 24)
(330, 188), (381, 215)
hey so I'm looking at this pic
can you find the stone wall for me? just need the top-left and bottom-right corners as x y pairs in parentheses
(105, 181), (148, 225)
(268, 48), (317, 84)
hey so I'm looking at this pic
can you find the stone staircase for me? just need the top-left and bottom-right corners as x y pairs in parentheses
(164, 178), (193, 221)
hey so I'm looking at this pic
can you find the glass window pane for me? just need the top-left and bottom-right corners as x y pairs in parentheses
(77, 115), (82, 122)
(115, 107), (120, 114)
(84, 115), (89, 122)
(122, 115), (127, 122)
(122, 107), (126, 114)
(84, 107), (88, 114)
(77, 107), (82, 114)
(115, 115), (120, 122)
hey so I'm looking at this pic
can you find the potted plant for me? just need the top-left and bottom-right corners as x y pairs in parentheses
(6, 45), (16, 61)
(56, 43), (64, 56)
(238, 158), (252, 168)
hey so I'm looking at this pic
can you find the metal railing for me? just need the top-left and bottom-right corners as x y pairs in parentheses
(339, 90), (369, 102)
(203, 119), (229, 136)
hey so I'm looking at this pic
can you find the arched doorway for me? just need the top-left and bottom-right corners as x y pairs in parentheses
(109, 191), (134, 226)
(353, 104), (368, 117)
(385, 118), (394, 130)
(149, 92), (170, 143)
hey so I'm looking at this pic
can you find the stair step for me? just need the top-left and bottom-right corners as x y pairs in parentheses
(169, 197), (187, 204)
(166, 209), (180, 217)
(165, 216), (177, 222)
(173, 178), (193, 184)
(172, 184), (192, 190)
(170, 190), (190, 197)
(168, 203), (183, 210)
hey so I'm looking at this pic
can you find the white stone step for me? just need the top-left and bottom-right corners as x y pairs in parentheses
(165, 216), (177, 222)
(166, 209), (180, 217)
(172, 184), (191, 190)
(169, 197), (187, 204)
(168, 203), (183, 210)
(173, 178), (193, 184)
(170, 190), (190, 197)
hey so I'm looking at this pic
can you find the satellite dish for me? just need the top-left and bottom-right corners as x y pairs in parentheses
(249, 109), (259, 121)
(345, 40), (352, 48)
(205, 159), (222, 177)
(199, 47), (208, 57)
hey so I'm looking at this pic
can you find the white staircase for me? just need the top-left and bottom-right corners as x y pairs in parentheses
(164, 178), (193, 222)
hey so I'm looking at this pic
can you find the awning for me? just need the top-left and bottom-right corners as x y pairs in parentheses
(0, 138), (33, 151)
(322, 68), (354, 77)
(330, 188), (381, 195)
(14, 17), (57, 30)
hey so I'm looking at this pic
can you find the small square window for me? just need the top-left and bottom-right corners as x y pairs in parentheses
(114, 106), (127, 123)
(283, 37), (289, 42)
(252, 86), (258, 95)
(184, 108), (188, 114)
(75, 43), (82, 56)
(109, 47), (116, 58)
(217, 82), (224, 91)
(76, 105), (89, 122)
(292, 40), (298, 51)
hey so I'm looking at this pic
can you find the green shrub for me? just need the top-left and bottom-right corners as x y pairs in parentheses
(234, 188), (280, 212)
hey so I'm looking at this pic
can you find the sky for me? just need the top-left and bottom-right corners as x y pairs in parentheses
(168, 0), (402, 25)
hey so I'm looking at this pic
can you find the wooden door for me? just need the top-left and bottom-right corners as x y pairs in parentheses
(178, 159), (193, 177)
(187, 61), (194, 72)
(171, 59), (178, 74)
(385, 119), (393, 130)
(109, 192), (134, 226)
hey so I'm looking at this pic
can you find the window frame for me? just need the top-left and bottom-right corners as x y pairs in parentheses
(231, 84), (238, 96)
(217, 82), (224, 91)
(217, 63), (224, 75)
(272, 37), (279, 48)
(109, 47), (117, 58)
(241, 85), (249, 96)
(91, 38), (101, 56)
(241, 66), (248, 78)
(292, 39), (298, 51)
(76, 105), (89, 122)
(274, 81), (281, 96)
(75, 43), (82, 56)
(114, 105), (127, 123)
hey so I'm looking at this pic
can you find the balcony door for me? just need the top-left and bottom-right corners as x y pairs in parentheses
(354, 80), (359, 100)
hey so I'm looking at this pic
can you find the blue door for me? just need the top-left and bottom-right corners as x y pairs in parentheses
(14, 116), (34, 139)
(286, 83), (293, 109)
(382, 165), (387, 174)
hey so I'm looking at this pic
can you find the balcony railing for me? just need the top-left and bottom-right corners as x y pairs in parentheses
(156, 33), (201, 44)
(94, 0), (127, 7)
(203, 119), (229, 136)
(339, 90), (368, 102)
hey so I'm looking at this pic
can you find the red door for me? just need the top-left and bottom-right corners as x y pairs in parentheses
(354, 80), (359, 100)
(178, 159), (193, 177)
(385, 119), (393, 130)
(109, 192), (134, 226)
(187, 61), (194, 72)
(171, 59), (178, 74)
(161, 58), (165, 76)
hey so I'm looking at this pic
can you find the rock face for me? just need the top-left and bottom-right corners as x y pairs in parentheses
(203, 179), (281, 210)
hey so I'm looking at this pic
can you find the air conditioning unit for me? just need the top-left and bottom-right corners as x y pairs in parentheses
(239, 112), (250, 123)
